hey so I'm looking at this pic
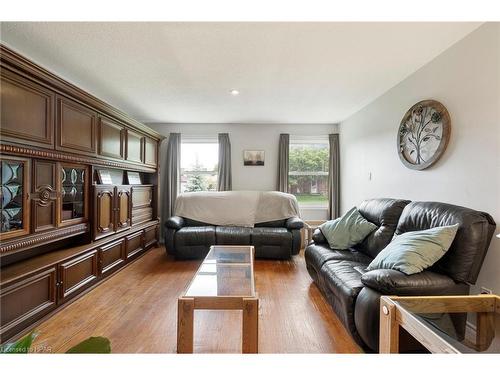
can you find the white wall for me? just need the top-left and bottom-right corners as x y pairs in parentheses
(148, 123), (338, 220)
(340, 23), (500, 295)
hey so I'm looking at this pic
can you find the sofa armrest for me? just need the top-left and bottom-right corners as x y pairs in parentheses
(312, 228), (327, 244)
(165, 216), (185, 230)
(361, 269), (459, 295)
(286, 217), (304, 230)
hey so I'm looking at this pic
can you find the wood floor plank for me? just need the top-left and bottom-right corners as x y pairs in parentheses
(31, 246), (362, 353)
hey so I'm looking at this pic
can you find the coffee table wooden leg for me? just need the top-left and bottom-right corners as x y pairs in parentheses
(379, 297), (399, 353)
(242, 297), (258, 353)
(177, 297), (194, 353)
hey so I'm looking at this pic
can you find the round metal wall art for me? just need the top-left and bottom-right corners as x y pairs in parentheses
(397, 99), (451, 170)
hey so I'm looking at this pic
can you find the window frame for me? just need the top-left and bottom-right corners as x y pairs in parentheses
(180, 135), (219, 194)
(288, 135), (330, 210)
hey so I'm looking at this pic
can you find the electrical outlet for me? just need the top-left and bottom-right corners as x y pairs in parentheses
(480, 286), (493, 295)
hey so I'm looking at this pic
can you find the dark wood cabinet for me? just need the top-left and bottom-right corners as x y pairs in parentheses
(144, 224), (158, 249)
(116, 186), (132, 232)
(144, 137), (158, 167)
(94, 186), (115, 240)
(93, 185), (131, 240)
(131, 185), (153, 225)
(57, 162), (89, 227)
(0, 267), (57, 342)
(126, 130), (144, 163)
(0, 156), (31, 241)
(31, 160), (57, 233)
(56, 96), (97, 156)
(125, 231), (144, 260)
(99, 239), (126, 277)
(58, 250), (99, 304)
(0, 70), (55, 149)
(0, 45), (161, 344)
(98, 117), (125, 160)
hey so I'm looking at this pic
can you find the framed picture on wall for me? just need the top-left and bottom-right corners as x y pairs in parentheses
(243, 150), (265, 166)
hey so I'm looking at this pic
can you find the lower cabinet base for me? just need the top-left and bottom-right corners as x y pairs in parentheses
(0, 222), (158, 344)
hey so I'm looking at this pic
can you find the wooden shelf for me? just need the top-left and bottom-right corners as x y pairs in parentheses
(0, 220), (158, 285)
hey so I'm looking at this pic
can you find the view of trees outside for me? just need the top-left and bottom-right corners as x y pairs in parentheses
(180, 142), (218, 193)
(288, 142), (329, 207)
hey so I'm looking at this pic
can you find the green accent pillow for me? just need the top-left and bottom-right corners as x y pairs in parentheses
(319, 207), (378, 250)
(366, 223), (460, 275)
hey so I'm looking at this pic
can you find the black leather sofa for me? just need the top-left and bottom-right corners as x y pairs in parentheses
(305, 198), (496, 352)
(165, 216), (304, 260)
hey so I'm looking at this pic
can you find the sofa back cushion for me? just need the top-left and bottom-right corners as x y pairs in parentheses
(354, 198), (411, 258)
(183, 217), (287, 228)
(395, 201), (496, 284)
(255, 219), (287, 227)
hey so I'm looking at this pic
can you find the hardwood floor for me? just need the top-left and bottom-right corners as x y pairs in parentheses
(31, 246), (362, 353)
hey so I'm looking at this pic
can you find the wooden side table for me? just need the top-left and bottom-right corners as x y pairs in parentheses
(379, 294), (499, 353)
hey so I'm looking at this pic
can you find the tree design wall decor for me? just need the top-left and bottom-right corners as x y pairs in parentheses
(397, 100), (451, 170)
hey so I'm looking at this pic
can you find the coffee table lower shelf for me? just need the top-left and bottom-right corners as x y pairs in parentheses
(177, 295), (259, 353)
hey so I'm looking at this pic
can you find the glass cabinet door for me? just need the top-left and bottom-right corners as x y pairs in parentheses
(59, 163), (88, 225)
(0, 157), (29, 239)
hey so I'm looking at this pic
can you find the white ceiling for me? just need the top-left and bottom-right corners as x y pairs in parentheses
(0, 22), (481, 124)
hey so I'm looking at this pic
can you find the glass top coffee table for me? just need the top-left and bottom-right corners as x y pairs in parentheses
(177, 245), (258, 353)
(380, 295), (500, 353)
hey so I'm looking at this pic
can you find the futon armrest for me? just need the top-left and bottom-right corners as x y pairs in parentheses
(165, 216), (185, 230)
(286, 217), (304, 230)
(361, 269), (459, 295)
(312, 228), (327, 244)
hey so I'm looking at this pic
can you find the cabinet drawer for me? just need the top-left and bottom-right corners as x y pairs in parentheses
(144, 225), (158, 248)
(131, 186), (153, 209)
(59, 250), (98, 303)
(125, 231), (144, 260)
(132, 207), (153, 225)
(99, 239), (126, 276)
(0, 267), (57, 342)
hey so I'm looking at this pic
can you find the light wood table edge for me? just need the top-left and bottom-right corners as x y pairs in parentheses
(379, 295), (500, 354)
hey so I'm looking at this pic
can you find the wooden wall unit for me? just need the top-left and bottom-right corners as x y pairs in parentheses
(99, 117), (125, 160)
(0, 44), (162, 343)
(144, 137), (158, 167)
(56, 95), (97, 156)
(126, 129), (144, 164)
(93, 185), (132, 240)
(0, 69), (55, 149)
(0, 267), (57, 341)
(99, 239), (126, 277)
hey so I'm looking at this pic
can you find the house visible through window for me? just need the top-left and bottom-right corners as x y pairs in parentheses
(288, 137), (329, 208)
(180, 138), (218, 193)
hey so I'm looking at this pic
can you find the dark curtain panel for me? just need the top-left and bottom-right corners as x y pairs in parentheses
(159, 133), (180, 241)
(328, 133), (340, 220)
(217, 133), (232, 191)
(277, 134), (290, 192)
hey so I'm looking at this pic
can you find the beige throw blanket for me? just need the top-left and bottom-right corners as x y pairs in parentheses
(174, 191), (301, 227)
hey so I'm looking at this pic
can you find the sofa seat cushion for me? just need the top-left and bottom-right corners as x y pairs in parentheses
(216, 226), (253, 245)
(319, 259), (369, 337)
(174, 226), (216, 259)
(252, 227), (292, 259)
(305, 243), (373, 276)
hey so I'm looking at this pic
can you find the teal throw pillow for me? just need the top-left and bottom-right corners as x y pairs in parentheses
(366, 224), (460, 275)
(319, 207), (378, 250)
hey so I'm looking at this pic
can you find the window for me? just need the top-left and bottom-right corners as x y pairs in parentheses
(180, 138), (218, 193)
(288, 137), (329, 208)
